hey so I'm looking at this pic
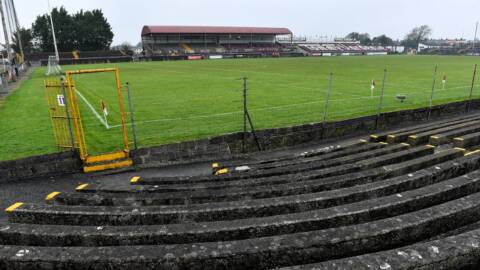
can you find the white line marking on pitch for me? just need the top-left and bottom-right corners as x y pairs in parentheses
(75, 89), (109, 129)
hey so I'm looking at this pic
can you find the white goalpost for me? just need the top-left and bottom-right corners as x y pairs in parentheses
(45, 0), (61, 76)
(46, 55), (61, 76)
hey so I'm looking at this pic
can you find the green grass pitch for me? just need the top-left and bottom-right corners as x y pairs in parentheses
(0, 55), (479, 160)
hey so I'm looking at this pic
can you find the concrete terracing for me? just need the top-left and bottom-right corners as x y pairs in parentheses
(3, 113), (480, 269)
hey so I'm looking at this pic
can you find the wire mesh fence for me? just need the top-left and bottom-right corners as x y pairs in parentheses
(1, 58), (480, 161)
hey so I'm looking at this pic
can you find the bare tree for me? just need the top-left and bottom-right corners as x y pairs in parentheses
(403, 25), (433, 50)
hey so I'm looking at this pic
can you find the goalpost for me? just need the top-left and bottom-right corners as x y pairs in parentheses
(45, 55), (62, 76)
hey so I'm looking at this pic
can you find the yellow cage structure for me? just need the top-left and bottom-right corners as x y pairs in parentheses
(44, 68), (133, 173)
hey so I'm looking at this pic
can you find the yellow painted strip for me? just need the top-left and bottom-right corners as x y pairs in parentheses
(454, 147), (467, 153)
(5, 202), (23, 213)
(83, 159), (133, 173)
(370, 135), (378, 139)
(380, 142), (389, 145)
(401, 143), (411, 146)
(426, 145), (436, 148)
(215, 168), (229, 175)
(387, 135), (396, 139)
(466, 150), (480, 156)
(45, 192), (61, 201)
(212, 163), (220, 169)
(454, 137), (464, 141)
(130, 176), (141, 184)
(85, 151), (128, 164)
(76, 184), (89, 191)
(409, 135), (417, 139)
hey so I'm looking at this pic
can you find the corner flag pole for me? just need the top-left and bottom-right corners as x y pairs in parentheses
(47, 0), (59, 62)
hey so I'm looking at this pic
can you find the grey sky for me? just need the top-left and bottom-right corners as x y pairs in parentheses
(14, 0), (480, 45)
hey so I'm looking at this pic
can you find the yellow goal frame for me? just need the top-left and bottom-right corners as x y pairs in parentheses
(65, 68), (130, 161)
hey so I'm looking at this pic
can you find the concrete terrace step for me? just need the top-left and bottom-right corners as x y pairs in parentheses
(8, 153), (474, 227)
(455, 131), (480, 149)
(429, 124), (480, 146)
(54, 148), (463, 207)
(368, 113), (480, 143)
(3, 169), (480, 246)
(139, 140), (388, 185)
(408, 120), (480, 146)
(3, 190), (480, 269)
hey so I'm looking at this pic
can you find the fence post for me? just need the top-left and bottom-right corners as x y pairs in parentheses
(427, 65), (438, 120)
(467, 64), (478, 113)
(375, 68), (387, 130)
(61, 77), (76, 151)
(242, 77), (247, 153)
(321, 72), (333, 139)
(126, 82), (138, 150)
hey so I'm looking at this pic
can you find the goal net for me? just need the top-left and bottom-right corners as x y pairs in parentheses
(46, 56), (62, 76)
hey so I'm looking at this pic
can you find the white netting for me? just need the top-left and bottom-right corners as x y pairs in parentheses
(45, 56), (61, 76)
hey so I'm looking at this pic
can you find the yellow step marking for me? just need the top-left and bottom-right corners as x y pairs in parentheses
(454, 137), (464, 141)
(85, 151), (128, 164)
(76, 184), (89, 191)
(409, 135), (417, 139)
(5, 202), (23, 213)
(454, 147), (467, 153)
(380, 142), (389, 145)
(83, 159), (133, 173)
(466, 150), (480, 156)
(370, 135), (378, 139)
(401, 143), (411, 147)
(426, 145), (436, 148)
(212, 163), (220, 169)
(359, 139), (368, 143)
(45, 192), (61, 201)
(130, 176), (141, 184)
(215, 168), (229, 175)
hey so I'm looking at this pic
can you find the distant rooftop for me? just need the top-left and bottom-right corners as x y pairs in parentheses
(142, 25), (293, 36)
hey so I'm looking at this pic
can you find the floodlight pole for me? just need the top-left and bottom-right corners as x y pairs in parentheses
(0, 0), (12, 62)
(10, 0), (24, 61)
(321, 72), (333, 139)
(427, 65), (438, 120)
(375, 69), (387, 130)
(47, 0), (60, 62)
(467, 64), (478, 112)
(474, 22), (479, 54)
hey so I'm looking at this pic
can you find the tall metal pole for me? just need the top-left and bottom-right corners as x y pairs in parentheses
(467, 64), (478, 112)
(126, 82), (138, 150)
(428, 65), (438, 120)
(474, 22), (479, 55)
(242, 77), (247, 153)
(375, 69), (387, 129)
(0, 0), (12, 62)
(47, 0), (59, 61)
(322, 72), (333, 125)
(9, 0), (23, 61)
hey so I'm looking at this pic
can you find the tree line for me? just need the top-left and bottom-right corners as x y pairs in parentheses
(345, 25), (432, 50)
(13, 6), (113, 54)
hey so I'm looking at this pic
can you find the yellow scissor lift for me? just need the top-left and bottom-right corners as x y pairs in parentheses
(45, 68), (133, 173)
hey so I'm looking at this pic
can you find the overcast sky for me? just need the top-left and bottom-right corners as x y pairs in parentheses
(13, 0), (480, 45)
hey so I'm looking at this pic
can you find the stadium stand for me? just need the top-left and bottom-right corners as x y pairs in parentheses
(141, 25), (296, 57)
(4, 112), (480, 268)
(298, 41), (390, 56)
